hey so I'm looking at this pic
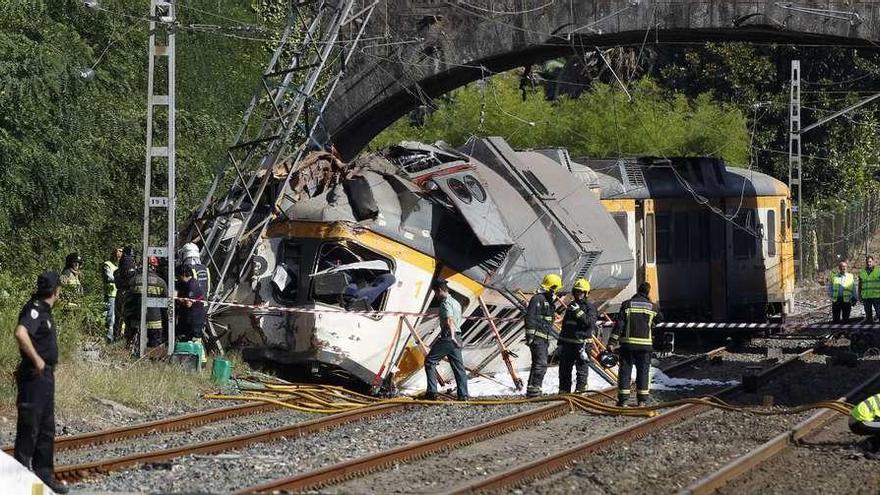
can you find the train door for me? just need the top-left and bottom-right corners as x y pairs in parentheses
(640, 199), (659, 301)
(725, 206), (765, 320)
(709, 200), (728, 321)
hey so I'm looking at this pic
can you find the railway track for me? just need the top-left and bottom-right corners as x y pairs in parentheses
(54, 402), (407, 483)
(1, 400), (283, 454)
(232, 346), (809, 494)
(62, 346), (728, 489)
(679, 368), (880, 495)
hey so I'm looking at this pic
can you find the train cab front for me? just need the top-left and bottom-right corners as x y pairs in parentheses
(241, 223), (434, 390)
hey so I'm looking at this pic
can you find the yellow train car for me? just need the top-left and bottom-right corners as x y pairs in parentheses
(577, 157), (795, 322)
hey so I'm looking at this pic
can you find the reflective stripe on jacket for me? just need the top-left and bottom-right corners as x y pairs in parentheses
(828, 272), (856, 301)
(559, 300), (596, 345)
(103, 261), (118, 298)
(524, 291), (556, 341)
(852, 393), (880, 423)
(610, 294), (661, 350)
(860, 268), (880, 299)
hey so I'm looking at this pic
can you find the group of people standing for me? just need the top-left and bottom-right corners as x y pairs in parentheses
(10, 242), (213, 493)
(423, 274), (661, 408)
(100, 242), (211, 349)
(827, 255), (880, 323)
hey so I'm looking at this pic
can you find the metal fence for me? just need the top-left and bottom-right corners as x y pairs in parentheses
(800, 192), (880, 280)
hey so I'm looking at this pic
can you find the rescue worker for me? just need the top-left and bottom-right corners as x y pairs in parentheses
(849, 392), (880, 457)
(59, 252), (83, 310)
(102, 245), (123, 342)
(175, 264), (208, 342)
(525, 273), (562, 398)
(860, 256), (880, 323)
(828, 260), (857, 323)
(180, 242), (211, 296)
(424, 279), (469, 401)
(558, 278), (598, 394)
(113, 246), (138, 340)
(13, 272), (68, 493)
(123, 257), (168, 348)
(609, 282), (661, 407)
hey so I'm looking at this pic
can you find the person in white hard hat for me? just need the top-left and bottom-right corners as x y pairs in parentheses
(180, 242), (210, 296)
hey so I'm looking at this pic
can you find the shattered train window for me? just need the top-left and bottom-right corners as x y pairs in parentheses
(310, 242), (396, 313)
(272, 242), (302, 304)
(464, 175), (487, 202)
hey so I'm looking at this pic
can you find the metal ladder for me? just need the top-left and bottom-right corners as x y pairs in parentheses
(190, 0), (376, 309)
(139, 0), (177, 357)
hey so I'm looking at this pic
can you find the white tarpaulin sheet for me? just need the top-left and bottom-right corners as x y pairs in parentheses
(0, 449), (53, 494)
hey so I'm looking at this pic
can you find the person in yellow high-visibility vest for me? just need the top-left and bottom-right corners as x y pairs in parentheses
(828, 260), (857, 323)
(850, 392), (880, 457)
(859, 256), (880, 323)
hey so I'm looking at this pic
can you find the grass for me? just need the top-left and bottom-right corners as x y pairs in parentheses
(0, 289), (239, 420)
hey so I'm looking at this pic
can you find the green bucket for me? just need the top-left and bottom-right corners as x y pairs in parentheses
(172, 342), (202, 372)
(212, 357), (232, 385)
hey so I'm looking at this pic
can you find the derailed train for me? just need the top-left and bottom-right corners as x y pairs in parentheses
(208, 137), (793, 391)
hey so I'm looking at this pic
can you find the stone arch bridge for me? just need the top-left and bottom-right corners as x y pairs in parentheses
(325, 0), (880, 159)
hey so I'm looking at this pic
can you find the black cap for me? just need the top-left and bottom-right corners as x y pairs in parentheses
(65, 252), (83, 266)
(36, 272), (61, 296)
(432, 279), (449, 290)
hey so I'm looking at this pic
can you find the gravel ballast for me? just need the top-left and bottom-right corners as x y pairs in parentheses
(73, 402), (537, 494)
(55, 408), (317, 466)
(718, 415), (880, 495)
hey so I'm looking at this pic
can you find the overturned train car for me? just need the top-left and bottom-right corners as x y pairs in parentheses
(213, 137), (633, 391)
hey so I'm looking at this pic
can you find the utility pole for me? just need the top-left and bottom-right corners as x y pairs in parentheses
(140, 0), (177, 357)
(788, 59), (880, 281)
(789, 60), (803, 279)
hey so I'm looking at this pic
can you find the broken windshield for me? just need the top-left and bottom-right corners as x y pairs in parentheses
(311, 241), (395, 312)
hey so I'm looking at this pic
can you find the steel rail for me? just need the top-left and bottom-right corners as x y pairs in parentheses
(660, 346), (728, 374)
(233, 401), (572, 494)
(440, 348), (816, 494)
(54, 403), (407, 482)
(1, 400), (281, 454)
(232, 346), (775, 494)
(678, 367), (880, 495)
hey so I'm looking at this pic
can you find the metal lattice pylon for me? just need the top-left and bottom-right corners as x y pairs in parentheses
(189, 0), (376, 311)
(789, 60), (803, 279)
(140, 0), (177, 356)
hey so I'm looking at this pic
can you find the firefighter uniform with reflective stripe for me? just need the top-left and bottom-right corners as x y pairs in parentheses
(860, 267), (880, 323)
(850, 393), (880, 439)
(525, 291), (557, 397)
(122, 271), (168, 347)
(610, 293), (661, 406)
(558, 300), (597, 393)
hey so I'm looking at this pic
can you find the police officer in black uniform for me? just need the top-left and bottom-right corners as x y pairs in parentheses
(609, 282), (662, 407)
(524, 274), (562, 398)
(13, 272), (68, 493)
(558, 278), (598, 394)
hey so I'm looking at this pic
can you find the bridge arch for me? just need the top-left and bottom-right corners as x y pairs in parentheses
(326, 1), (880, 159)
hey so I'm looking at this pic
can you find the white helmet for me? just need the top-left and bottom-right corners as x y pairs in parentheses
(181, 242), (201, 261)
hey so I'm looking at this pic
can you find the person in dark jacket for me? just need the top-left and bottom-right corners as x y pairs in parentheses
(609, 282), (662, 407)
(558, 278), (597, 394)
(175, 264), (208, 342)
(12, 272), (69, 493)
(122, 257), (168, 348)
(113, 246), (138, 339)
(524, 273), (562, 398)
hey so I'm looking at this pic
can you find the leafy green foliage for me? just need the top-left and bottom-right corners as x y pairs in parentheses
(371, 74), (750, 164)
(0, 0), (275, 288)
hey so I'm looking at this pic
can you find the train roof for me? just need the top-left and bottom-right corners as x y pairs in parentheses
(575, 157), (789, 200)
